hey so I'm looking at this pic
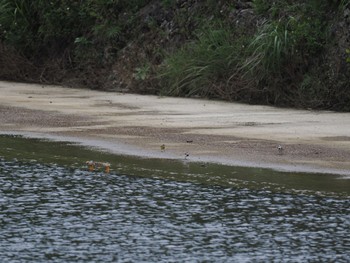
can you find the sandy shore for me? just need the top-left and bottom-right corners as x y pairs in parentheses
(1, 81), (350, 175)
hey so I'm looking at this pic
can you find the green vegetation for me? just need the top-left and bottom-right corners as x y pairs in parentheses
(241, 1), (330, 106)
(160, 0), (349, 109)
(0, 0), (150, 60)
(160, 22), (246, 98)
(0, 0), (349, 110)
(0, 0), (152, 84)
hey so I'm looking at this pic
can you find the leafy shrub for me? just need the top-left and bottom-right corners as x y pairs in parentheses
(133, 64), (150, 81)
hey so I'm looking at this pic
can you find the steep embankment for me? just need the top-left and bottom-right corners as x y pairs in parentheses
(0, 1), (349, 110)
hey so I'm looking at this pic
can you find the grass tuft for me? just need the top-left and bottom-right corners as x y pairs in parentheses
(159, 23), (245, 98)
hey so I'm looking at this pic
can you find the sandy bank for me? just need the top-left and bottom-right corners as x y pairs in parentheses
(1, 81), (350, 175)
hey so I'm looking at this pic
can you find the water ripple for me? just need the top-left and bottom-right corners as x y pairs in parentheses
(0, 160), (349, 262)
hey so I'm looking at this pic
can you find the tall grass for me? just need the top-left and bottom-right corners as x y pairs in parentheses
(338, 0), (349, 11)
(159, 23), (244, 97)
(242, 0), (330, 106)
(242, 19), (294, 77)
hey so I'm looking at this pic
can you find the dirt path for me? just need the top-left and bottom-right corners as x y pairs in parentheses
(1, 81), (350, 175)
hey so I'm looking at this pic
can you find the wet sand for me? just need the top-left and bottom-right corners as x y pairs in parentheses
(1, 81), (350, 175)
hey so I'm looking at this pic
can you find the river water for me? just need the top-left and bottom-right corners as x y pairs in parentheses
(0, 136), (349, 262)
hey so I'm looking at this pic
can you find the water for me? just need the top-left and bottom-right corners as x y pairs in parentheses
(0, 158), (349, 262)
(0, 135), (350, 262)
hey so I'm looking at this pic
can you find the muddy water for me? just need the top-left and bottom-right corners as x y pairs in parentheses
(0, 135), (349, 262)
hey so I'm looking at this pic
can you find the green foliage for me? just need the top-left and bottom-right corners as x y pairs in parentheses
(159, 0), (335, 105)
(243, 20), (294, 76)
(252, 0), (271, 14)
(244, 12), (326, 74)
(1, 0), (348, 110)
(0, 0), (151, 60)
(243, 0), (332, 105)
(337, 0), (350, 11)
(133, 64), (150, 81)
(161, 0), (176, 8)
(159, 23), (245, 97)
(252, 0), (301, 17)
(298, 73), (329, 108)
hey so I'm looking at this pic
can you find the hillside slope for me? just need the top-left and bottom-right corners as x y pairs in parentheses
(0, 0), (349, 110)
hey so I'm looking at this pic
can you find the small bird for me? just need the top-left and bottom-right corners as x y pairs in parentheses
(160, 144), (165, 152)
(184, 152), (190, 159)
(277, 145), (284, 155)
